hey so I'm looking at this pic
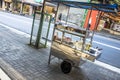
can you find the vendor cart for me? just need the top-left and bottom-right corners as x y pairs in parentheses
(47, 0), (118, 74)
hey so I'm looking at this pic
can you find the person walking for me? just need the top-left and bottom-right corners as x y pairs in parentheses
(58, 13), (62, 22)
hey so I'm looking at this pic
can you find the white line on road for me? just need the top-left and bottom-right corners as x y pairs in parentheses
(94, 35), (120, 43)
(93, 41), (120, 51)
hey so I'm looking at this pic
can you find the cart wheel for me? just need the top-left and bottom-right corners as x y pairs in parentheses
(61, 60), (72, 74)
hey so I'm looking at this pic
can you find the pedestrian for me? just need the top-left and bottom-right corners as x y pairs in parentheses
(58, 13), (62, 21)
(51, 13), (55, 23)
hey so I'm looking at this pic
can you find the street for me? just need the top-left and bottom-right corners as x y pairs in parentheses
(0, 11), (120, 68)
(93, 35), (120, 68)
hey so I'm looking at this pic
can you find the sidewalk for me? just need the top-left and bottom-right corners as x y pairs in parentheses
(0, 68), (11, 80)
(0, 25), (120, 80)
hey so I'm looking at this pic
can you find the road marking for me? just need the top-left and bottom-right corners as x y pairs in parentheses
(94, 35), (120, 43)
(93, 40), (120, 51)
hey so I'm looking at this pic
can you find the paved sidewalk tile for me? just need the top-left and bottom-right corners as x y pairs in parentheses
(0, 26), (120, 80)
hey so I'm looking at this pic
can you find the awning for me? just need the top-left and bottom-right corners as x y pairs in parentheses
(4, 0), (12, 3)
(18, 0), (56, 7)
(47, 0), (118, 13)
(23, 2), (42, 7)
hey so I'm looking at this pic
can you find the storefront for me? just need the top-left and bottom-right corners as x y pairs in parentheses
(84, 10), (99, 30)
(4, 0), (12, 11)
(17, 0), (41, 15)
(18, 0), (56, 15)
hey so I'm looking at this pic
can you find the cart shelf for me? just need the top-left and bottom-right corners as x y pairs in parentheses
(49, 23), (98, 67)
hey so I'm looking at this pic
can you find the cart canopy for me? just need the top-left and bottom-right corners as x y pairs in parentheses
(47, 0), (118, 13)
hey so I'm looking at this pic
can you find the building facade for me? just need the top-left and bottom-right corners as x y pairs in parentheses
(0, 0), (12, 10)
(0, 0), (56, 15)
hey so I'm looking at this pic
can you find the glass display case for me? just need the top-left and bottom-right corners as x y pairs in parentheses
(48, 22), (100, 67)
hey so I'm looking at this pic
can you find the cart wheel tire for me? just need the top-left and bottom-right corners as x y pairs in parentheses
(61, 60), (72, 74)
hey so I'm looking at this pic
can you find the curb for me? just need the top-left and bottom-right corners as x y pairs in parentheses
(0, 58), (27, 80)
(95, 60), (120, 74)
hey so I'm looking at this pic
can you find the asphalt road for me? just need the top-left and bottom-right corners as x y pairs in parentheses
(0, 11), (120, 68)
(93, 35), (120, 68)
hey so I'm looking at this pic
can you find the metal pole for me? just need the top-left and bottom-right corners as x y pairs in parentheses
(20, 2), (24, 14)
(66, 7), (70, 24)
(86, 9), (92, 30)
(35, 0), (46, 48)
(44, 15), (52, 47)
(48, 3), (60, 64)
(30, 7), (36, 45)
(81, 7), (92, 51)
(54, 3), (59, 22)
(80, 0), (90, 27)
(80, 9), (88, 27)
(90, 11), (101, 44)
